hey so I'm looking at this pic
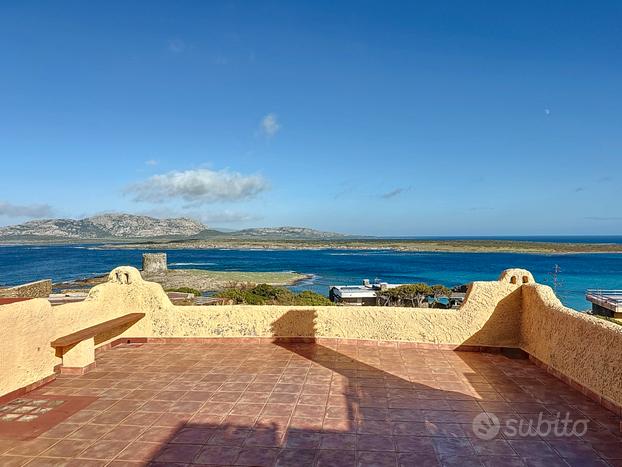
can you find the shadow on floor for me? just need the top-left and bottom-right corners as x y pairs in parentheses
(135, 310), (621, 466)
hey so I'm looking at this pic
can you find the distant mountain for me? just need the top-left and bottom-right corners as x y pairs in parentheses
(230, 226), (347, 240)
(0, 215), (349, 242)
(0, 214), (206, 240)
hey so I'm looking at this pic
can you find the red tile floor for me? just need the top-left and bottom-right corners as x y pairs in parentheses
(0, 342), (620, 466)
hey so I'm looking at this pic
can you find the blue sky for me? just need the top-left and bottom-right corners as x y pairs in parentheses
(1, 1), (621, 236)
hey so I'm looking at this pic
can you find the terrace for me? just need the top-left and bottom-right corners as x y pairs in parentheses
(0, 266), (621, 465)
(3, 342), (622, 466)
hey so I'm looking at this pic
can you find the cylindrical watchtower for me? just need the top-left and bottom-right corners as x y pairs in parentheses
(142, 253), (167, 273)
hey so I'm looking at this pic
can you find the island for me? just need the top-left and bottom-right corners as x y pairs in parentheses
(101, 238), (622, 255)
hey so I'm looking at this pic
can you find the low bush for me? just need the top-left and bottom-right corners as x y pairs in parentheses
(165, 287), (202, 296)
(215, 284), (333, 306)
(294, 290), (333, 306)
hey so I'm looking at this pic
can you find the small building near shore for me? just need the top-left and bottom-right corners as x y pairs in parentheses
(329, 284), (379, 306)
(329, 279), (400, 306)
(586, 289), (622, 318)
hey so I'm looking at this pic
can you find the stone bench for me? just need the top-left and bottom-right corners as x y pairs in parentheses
(51, 313), (145, 374)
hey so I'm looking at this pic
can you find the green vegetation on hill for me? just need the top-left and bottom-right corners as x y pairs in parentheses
(215, 284), (333, 306)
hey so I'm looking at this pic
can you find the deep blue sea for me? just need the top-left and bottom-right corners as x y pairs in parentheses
(1, 239), (622, 311)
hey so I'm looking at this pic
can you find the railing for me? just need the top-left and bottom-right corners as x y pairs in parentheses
(586, 290), (622, 306)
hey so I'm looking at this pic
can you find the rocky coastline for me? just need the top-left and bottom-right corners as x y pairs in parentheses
(54, 268), (311, 294)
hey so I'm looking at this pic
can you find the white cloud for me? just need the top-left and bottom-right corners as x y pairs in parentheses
(260, 113), (281, 137)
(0, 202), (54, 218)
(125, 168), (269, 205)
(381, 187), (408, 199)
(201, 210), (261, 224)
(145, 159), (158, 166)
(138, 207), (259, 225)
(167, 39), (186, 53)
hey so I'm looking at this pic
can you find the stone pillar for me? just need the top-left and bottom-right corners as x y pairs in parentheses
(61, 338), (95, 374)
(142, 253), (167, 274)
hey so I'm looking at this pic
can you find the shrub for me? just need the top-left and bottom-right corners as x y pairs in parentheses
(165, 287), (202, 296)
(215, 284), (333, 306)
(251, 283), (295, 304)
(215, 288), (265, 305)
(294, 290), (333, 306)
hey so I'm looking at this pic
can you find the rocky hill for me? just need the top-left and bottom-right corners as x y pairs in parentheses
(231, 226), (346, 239)
(0, 214), (206, 239)
(0, 215), (347, 242)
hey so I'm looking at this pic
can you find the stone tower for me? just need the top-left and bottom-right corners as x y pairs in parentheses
(142, 253), (167, 273)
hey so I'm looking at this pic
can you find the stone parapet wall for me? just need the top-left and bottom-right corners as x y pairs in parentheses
(0, 279), (52, 298)
(2, 265), (622, 416)
(521, 284), (622, 412)
(0, 298), (57, 397)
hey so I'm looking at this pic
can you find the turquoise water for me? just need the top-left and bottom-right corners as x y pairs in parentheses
(1, 244), (621, 311)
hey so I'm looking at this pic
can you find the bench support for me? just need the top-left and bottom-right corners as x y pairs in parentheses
(51, 313), (145, 375)
(60, 337), (96, 375)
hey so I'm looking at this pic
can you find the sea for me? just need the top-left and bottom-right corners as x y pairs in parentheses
(1, 236), (622, 311)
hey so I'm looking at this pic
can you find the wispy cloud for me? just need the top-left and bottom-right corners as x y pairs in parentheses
(139, 207), (259, 224)
(332, 180), (357, 200)
(0, 201), (54, 218)
(259, 113), (281, 137)
(333, 187), (354, 200)
(574, 187), (586, 193)
(201, 210), (261, 224)
(167, 39), (186, 53)
(381, 187), (409, 199)
(145, 159), (158, 166)
(125, 168), (269, 205)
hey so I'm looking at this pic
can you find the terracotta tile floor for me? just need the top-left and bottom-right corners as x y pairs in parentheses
(0, 342), (620, 466)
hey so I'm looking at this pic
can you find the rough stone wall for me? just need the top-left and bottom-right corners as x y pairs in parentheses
(142, 279), (522, 345)
(0, 280), (52, 298)
(521, 284), (622, 407)
(142, 253), (167, 273)
(0, 299), (57, 396)
(40, 266), (521, 347)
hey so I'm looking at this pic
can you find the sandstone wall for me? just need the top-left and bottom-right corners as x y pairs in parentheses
(521, 284), (622, 408)
(0, 279), (52, 298)
(0, 299), (57, 397)
(59, 266), (523, 345)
